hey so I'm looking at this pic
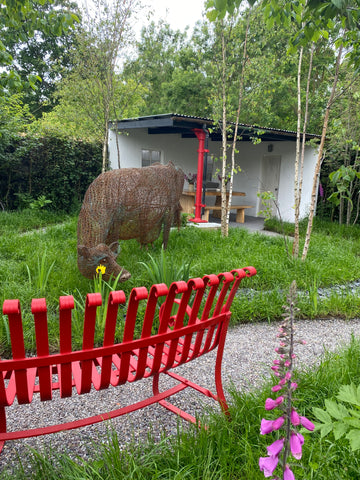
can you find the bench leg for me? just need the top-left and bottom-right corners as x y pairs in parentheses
(235, 209), (245, 223)
(202, 209), (210, 222)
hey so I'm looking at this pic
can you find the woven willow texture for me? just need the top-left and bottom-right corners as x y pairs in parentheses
(77, 163), (184, 280)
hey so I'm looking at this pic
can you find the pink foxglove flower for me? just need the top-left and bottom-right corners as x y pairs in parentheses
(259, 282), (314, 480)
(300, 416), (315, 431)
(284, 465), (295, 480)
(290, 409), (300, 426)
(290, 432), (304, 460)
(260, 417), (285, 435)
(259, 455), (279, 477)
(265, 396), (284, 411)
(267, 438), (285, 457)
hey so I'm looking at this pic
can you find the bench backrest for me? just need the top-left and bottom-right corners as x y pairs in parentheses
(1, 267), (256, 407)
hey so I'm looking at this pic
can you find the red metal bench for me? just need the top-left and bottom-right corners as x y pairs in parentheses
(0, 266), (256, 453)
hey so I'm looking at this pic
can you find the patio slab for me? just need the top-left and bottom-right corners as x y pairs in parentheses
(188, 215), (282, 237)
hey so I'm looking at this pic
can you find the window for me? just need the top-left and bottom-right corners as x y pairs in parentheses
(141, 149), (161, 167)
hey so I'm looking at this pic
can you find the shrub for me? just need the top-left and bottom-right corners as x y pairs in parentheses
(0, 133), (103, 212)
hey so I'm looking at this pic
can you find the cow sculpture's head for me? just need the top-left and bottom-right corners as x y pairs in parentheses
(77, 242), (131, 281)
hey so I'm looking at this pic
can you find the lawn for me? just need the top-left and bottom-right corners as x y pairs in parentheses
(1, 212), (360, 348)
(1, 211), (360, 478)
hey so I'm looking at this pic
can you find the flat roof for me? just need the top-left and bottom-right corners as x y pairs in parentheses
(110, 113), (320, 142)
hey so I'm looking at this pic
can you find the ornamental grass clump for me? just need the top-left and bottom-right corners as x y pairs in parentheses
(259, 281), (315, 479)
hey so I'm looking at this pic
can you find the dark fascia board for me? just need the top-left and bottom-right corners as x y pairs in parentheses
(110, 114), (320, 142)
(111, 113), (212, 131)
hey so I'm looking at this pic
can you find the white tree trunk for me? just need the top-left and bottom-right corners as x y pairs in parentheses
(302, 45), (343, 261)
(293, 46), (303, 258)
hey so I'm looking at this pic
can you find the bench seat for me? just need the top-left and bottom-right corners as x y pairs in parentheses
(203, 205), (254, 223)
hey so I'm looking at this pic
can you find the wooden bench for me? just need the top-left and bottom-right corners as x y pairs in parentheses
(203, 205), (254, 223)
(0, 267), (256, 452)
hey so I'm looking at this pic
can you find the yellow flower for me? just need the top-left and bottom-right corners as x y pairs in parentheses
(96, 265), (106, 275)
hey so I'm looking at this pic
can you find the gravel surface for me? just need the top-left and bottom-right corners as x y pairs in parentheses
(0, 317), (359, 475)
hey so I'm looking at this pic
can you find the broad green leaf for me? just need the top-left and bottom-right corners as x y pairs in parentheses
(337, 384), (360, 407)
(333, 421), (349, 440)
(324, 399), (349, 420)
(327, 192), (340, 206)
(313, 407), (332, 424)
(215, 0), (227, 11)
(320, 423), (333, 438)
(344, 418), (360, 429)
(206, 9), (218, 21)
(346, 430), (360, 451)
(331, 0), (344, 9)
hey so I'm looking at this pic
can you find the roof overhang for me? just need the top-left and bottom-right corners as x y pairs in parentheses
(110, 113), (320, 142)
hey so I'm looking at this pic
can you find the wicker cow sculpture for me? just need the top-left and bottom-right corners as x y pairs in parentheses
(77, 163), (184, 280)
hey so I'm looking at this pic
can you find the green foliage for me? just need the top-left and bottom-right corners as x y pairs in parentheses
(257, 190), (276, 220)
(123, 21), (210, 117)
(138, 247), (193, 287)
(29, 195), (52, 210)
(328, 164), (360, 212)
(2, 0), (80, 116)
(313, 383), (360, 451)
(25, 250), (56, 297)
(0, 0), (79, 97)
(0, 132), (102, 211)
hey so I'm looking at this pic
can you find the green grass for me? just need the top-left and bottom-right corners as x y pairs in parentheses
(1, 211), (360, 353)
(1, 211), (360, 478)
(3, 336), (360, 479)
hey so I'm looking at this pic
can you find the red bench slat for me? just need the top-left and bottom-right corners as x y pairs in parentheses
(59, 295), (74, 398)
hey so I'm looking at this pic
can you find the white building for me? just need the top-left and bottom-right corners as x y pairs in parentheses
(108, 113), (320, 223)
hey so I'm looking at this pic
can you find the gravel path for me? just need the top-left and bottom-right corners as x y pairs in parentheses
(1, 317), (359, 475)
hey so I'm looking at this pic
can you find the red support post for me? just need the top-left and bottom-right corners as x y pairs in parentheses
(189, 128), (209, 223)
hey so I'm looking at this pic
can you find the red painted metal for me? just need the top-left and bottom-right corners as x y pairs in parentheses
(189, 128), (209, 223)
(0, 266), (256, 452)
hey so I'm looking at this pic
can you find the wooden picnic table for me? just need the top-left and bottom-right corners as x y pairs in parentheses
(180, 190), (253, 222)
(180, 190), (246, 214)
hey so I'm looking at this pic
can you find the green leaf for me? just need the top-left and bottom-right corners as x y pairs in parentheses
(313, 407), (332, 424)
(344, 418), (360, 429)
(320, 423), (334, 438)
(215, 0), (227, 11)
(324, 399), (349, 420)
(206, 9), (219, 21)
(328, 192), (340, 206)
(333, 421), (349, 440)
(331, 0), (344, 9)
(346, 429), (360, 451)
(337, 384), (360, 407)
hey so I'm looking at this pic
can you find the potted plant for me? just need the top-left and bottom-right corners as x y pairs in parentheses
(184, 173), (197, 192)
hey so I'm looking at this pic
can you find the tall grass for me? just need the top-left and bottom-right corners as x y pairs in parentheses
(138, 246), (193, 286)
(25, 250), (56, 297)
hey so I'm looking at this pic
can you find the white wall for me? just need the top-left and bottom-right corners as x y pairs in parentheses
(109, 128), (318, 222)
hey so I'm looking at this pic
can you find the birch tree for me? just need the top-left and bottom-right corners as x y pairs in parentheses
(72, 0), (140, 172)
(207, 1), (255, 236)
(211, 0), (360, 259)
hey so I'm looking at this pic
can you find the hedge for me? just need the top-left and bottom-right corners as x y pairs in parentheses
(0, 133), (103, 212)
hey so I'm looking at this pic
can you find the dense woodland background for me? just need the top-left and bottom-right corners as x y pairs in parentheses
(0, 0), (359, 222)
